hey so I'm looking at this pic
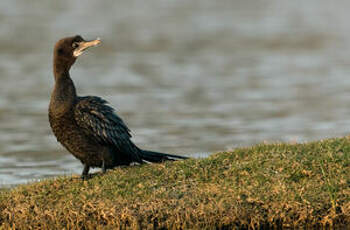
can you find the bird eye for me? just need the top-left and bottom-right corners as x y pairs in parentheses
(72, 42), (79, 48)
(57, 48), (64, 55)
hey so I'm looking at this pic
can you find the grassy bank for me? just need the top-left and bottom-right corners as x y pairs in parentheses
(2, 137), (350, 229)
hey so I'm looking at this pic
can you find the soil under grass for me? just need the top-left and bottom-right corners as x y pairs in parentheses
(2, 137), (350, 229)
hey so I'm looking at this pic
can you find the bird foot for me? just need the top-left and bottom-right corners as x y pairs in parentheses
(102, 160), (107, 174)
(81, 174), (92, 180)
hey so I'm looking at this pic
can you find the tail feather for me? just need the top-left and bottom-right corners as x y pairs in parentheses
(139, 149), (188, 163)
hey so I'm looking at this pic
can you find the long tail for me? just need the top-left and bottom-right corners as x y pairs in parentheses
(139, 149), (188, 163)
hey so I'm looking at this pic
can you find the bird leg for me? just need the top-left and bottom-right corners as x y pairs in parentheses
(101, 160), (106, 174)
(81, 164), (90, 180)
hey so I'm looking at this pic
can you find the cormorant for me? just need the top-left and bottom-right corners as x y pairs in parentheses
(49, 35), (187, 179)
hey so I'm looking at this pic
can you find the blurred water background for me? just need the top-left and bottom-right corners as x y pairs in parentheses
(1, 0), (350, 186)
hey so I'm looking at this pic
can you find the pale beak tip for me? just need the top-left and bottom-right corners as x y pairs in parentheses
(95, 38), (102, 46)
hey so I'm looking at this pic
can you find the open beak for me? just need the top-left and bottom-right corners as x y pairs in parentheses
(73, 38), (101, 57)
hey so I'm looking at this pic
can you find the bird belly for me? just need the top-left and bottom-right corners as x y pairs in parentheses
(49, 112), (108, 167)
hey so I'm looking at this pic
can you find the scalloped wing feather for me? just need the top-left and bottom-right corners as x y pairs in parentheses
(74, 96), (133, 151)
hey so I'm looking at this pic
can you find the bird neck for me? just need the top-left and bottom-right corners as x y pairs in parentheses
(53, 54), (77, 98)
(50, 71), (77, 116)
(53, 58), (72, 80)
(54, 72), (77, 96)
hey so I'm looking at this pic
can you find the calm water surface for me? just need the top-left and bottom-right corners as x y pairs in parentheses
(1, 0), (350, 186)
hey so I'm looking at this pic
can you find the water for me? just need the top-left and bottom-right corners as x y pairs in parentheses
(1, 0), (350, 186)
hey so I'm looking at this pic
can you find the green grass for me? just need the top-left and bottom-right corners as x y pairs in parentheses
(2, 137), (350, 229)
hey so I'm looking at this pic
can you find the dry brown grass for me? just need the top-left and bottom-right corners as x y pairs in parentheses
(2, 137), (350, 229)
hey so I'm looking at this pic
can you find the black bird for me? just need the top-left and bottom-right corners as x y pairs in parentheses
(49, 35), (187, 179)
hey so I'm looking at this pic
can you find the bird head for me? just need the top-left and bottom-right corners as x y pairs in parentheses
(53, 35), (101, 73)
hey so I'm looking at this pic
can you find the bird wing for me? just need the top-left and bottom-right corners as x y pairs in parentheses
(74, 96), (135, 152)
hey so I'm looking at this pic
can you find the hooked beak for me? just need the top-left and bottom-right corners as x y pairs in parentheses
(73, 38), (101, 57)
